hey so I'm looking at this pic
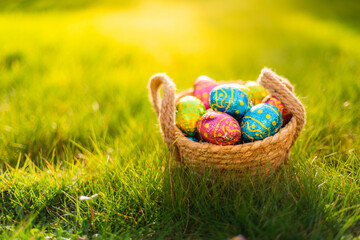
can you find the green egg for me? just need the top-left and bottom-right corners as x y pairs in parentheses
(246, 81), (269, 105)
(176, 96), (206, 136)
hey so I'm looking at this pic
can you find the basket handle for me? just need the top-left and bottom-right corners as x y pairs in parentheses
(148, 73), (177, 147)
(258, 67), (306, 145)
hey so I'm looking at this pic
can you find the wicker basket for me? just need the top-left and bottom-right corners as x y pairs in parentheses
(148, 68), (306, 179)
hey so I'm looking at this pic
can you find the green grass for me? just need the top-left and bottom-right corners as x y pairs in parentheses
(0, 0), (360, 239)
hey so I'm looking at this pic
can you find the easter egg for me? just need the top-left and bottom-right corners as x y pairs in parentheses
(282, 108), (292, 126)
(263, 95), (292, 126)
(197, 111), (241, 145)
(176, 96), (206, 136)
(245, 81), (269, 105)
(240, 103), (282, 142)
(209, 84), (253, 120)
(193, 75), (217, 109)
(237, 85), (254, 101)
(187, 136), (199, 142)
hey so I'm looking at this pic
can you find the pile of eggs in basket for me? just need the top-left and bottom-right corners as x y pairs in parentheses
(175, 75), (293, 145)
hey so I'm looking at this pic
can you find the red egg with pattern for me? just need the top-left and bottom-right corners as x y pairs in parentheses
(263, 95), (292, 126)
(197, 111), (241, 145)
(193, 75), (218, 109)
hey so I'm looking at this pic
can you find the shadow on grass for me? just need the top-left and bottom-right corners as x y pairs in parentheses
(159, 160), (343, 239)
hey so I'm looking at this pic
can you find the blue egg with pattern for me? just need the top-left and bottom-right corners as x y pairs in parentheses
(210, 84), (253, 120)
(188, 136), (199, 142)
(240, 103), (282, 142)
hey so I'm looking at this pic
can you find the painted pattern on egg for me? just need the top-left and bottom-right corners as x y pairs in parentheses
(241, 103), (282, 142)
(209, 84), (253, 120)
(176, 96), (206, 136)
(263, 95), (293, 126)
(197, 111), (241, 145)
(193, 76), (217, 109)
(237, 85), (254, 102)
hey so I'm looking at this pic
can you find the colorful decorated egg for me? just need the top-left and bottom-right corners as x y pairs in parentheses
(245, 81), (269, 105)
(263, 95), (292, 126)
(209, 84), (253, 120)
(193, 75), (218, 109)
(197, 111), (241, 145)
(176, 96), (206, 136)
(237, 85), (254, 102)
(240, 103), (282, 142)
(187, 136), (199, 142)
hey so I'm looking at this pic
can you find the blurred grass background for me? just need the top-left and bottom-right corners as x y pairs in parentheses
(0, 0), (360, 239)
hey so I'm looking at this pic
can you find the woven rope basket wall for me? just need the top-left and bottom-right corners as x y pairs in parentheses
(148, 68), (306, 179)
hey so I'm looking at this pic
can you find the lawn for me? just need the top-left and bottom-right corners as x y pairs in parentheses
(0, 0), (360, 239)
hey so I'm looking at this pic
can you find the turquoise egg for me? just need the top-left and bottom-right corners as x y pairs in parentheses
(240, 103), (282, 142)
(210, 84), (253, 120)
(188, 136), (199, 142)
